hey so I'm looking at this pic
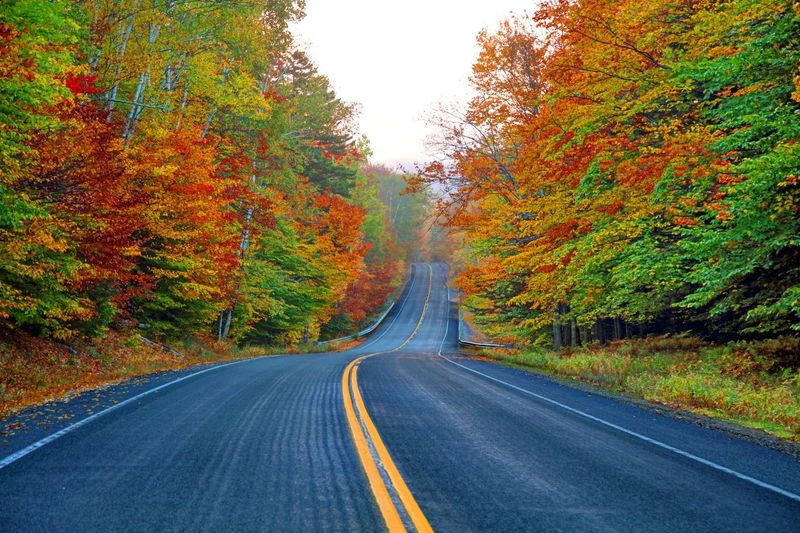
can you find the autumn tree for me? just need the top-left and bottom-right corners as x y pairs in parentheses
(1, 0), (403, 349)
(425, 0), (800, 347)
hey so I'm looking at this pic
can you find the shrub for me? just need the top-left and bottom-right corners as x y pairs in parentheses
(618, 335), (708, 358)
(724, 337), (800, 374)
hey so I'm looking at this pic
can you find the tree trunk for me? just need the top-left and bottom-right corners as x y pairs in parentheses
(175, 84), (189, 130)
(107, 18), (134, 114)
(201, 107), (216, 138)
(222, 309), (233, 339)
(580, 325), (591, 344)
(122, 23), (160, 141)
(594, 320), (605, 344)
(570, 319), (580, 347)
(200, 67), (227, 138)
(552, 320), (562, 350)
(122, 71), (148, 141)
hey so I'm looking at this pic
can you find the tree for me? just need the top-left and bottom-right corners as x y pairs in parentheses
(428, 0), (800, 347)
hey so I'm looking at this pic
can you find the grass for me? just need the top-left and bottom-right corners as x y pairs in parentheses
(479, 335), (800, 441)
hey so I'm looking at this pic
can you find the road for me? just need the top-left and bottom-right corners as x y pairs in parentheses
(1, 263), (799, 531)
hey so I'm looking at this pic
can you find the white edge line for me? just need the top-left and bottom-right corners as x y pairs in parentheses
(437, 278), (800, 504)
(437, 285), (451, 357)
(438, 355), (800, 503)
(0, 357), (261, 470)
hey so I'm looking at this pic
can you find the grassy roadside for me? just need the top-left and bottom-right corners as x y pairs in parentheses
(477, 336), (800, 442)
(0, 330), (344, 420)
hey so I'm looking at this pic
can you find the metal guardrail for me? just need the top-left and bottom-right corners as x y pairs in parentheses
(458, 339), (513, 349)
(316, 270), (414, 346)
(139, 335), (185, 358)
(315, 298), (398, 346)
(316, 268), (512, 349)
(457, 302), (513, 349)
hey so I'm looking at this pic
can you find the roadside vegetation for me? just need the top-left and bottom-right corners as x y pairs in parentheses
(0, 331), (252, 418)
(479, 336), (800, 441)
(0, 327), (371, 419)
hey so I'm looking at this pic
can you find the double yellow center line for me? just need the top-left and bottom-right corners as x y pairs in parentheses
(341, 265), (434, 532)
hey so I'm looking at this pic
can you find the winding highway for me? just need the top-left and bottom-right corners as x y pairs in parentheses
(1, 263), (799, 531)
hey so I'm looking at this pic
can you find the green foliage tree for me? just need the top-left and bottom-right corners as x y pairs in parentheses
(422, 0), (800, 347)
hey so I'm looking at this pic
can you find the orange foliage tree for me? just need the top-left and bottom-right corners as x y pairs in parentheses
(421, 0), (800, 347)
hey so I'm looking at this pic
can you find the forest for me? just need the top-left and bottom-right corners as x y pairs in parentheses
(415, 0), (800, 349)
(1, 0), (799, 501)
(0, 0), (430, 351)
(2, 0), (799, 434)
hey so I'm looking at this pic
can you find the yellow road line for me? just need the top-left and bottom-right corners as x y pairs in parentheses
(342, 264), (435, 532)
(342, 359), (405, 531)
(351, 364), (433, 533)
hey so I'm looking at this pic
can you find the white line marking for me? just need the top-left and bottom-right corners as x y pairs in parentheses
(438, 272), (799, 503)
(436, 352), (800, 503)
(0, 357), (264, 470)
(437, 286), (451, 357)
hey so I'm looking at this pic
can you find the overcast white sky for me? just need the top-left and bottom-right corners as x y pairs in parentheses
(292, 0), (533, 168)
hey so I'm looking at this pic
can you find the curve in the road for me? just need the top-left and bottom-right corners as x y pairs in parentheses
(0, 264), (434, 531)
(341, 263), (434, 533)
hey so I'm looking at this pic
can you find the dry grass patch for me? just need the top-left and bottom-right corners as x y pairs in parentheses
(0, 331), (271, 418)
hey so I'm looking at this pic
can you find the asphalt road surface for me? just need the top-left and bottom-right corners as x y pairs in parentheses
(1, 263), (799, 532)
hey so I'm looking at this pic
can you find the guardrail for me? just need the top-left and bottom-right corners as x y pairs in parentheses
(316, 270), (413, 346)
(315, 297), (399, 346)
(457, 303), (513, 349)
(139, 335), (185, 358)
(458, 339), (513, 349)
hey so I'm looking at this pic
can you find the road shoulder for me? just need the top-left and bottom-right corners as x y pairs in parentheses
(456, 350), (800, 459)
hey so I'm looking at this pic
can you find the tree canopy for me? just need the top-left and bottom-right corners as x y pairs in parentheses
(0, 0), (428, 345)
(415, 0), (800, 346)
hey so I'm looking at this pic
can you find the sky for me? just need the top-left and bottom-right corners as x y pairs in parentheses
(292, 0), (534, 169)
